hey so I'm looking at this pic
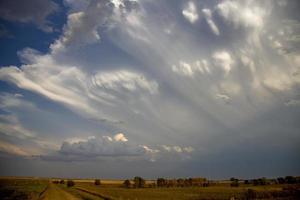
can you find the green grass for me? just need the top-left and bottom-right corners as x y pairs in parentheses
(0, 178), (299, 200)
(74, 183), (300, 200)
(75, 183), (246, 200)
(0, 178), (48, 200)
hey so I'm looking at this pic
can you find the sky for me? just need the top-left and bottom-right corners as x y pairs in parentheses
(0, 0), (299, 180)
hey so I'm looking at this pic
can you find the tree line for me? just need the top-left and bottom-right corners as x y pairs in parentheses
(51, 175), (300, 189)
(230, 176), (300, 187)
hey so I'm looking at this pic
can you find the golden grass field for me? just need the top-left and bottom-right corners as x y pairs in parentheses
(0, 177), (299, 200)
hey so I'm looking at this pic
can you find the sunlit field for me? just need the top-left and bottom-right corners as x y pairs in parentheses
(1, 176), (299, 200)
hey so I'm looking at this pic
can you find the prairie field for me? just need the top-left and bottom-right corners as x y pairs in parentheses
(0, 177), (299, 200)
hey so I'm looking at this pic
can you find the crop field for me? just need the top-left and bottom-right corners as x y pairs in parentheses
(0, 177), (299, 200)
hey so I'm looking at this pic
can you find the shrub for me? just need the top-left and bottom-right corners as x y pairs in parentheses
(285, 176), (297, 184)
(133, 176), (145, 188)
(277, 177), (285, 184)
(60, 180), (65, 184)
(94, 179), (101, 185)
(67, 180), (75, 187)
(231, 179), (239, 187)
(203, 182), (209, 187)
(177, 178), (184, 187)
(123, 179), (131, 188)
(157, 178), (166, 187)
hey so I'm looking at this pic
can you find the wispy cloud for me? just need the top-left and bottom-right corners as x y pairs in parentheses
(0, 0), (300, 177)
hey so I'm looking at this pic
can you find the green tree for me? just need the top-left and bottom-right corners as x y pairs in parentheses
(157, 178), (166, 187)
(285, 176), (296, 184)
(67, 180), (75, 187)
(123, 179), (131, 188)
(134, 176), (145, 188)
(177, 178), (184, 187)
(277, 177), (285, 184)
(94, 179), (101, 185)
(231, 178), (239, 187)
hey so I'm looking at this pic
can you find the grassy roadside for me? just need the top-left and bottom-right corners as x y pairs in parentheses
(0, 178), (49, 200)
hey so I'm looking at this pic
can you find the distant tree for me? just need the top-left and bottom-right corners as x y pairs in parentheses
(183, 178), (193, 187)
(134, 176), (145, 188)
(285, 176), (297, 184)
(203, 182), (209, 187)
(123, 179), (131, 188)
(177, 178), (184, 187)
(157, 178), (166, 187)
(253, 179), (259, 186)
(190, 177), (207, 186)
(231, 178), (239, 187)
(230, 177), (236, 182)
(277, 177), (285, 184)
(94, 179), (101, 185)
(259, 177), (267, 185)
(60, 179), (65, 184)
(67, 180), (75, 187)
(168, 179), (177, 187)
(252, 177), (268, 186)
(244, 180), (250, 185)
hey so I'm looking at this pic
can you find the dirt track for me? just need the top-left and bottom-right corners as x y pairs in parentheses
(38, 183), (81, 200)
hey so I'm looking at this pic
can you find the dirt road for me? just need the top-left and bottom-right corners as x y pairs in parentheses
(39, 183), (81, 200)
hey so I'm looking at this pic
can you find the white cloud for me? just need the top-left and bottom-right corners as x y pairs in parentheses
(285, 99), (300, 106)
(59, 133), (144, 157)
(183, 146), (194, 153)
(172, 61), (194, 76)
(159, 145), (194, 160)
(93, 70), (158, 95)
(216, 93), (231, 104)
(217, 0), (265, 29)
(0, 0), (300, 174)
(51, 0), (115, 52)
(114, 133), (128, 142)
(219, 81), (241, 96)
(262, 69), (293, 91)
(40, 134), (194, 162)
(212, 51), (233, 75)
(202, 8), (220, 35)
(172, 60), (211, 76)
(182, 1), (199, 24)
(161, 145), (194, 154)
(0, 140), (30, 157)
(0, 50), (158, 123)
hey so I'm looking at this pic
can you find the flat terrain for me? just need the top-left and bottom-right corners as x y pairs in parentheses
(39, 183), (80, 200)
(0, 177), (299, 200)
(0, 177), (48, 200)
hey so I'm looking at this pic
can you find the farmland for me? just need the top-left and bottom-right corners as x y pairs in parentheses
(0, 177), (299, 200)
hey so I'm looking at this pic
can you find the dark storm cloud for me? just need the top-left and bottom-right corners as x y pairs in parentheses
(0, 0), (59, 32)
